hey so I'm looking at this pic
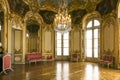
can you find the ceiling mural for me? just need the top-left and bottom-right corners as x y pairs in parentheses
(96, 0), (118, 15)
(8, 0), (29, 17)
(70, 9), (87, 24)
(7, 0), (118, 24)
(39, 10), (56, 24)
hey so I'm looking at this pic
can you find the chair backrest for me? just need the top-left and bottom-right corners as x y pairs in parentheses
(3, 54), (11, 71)
(72, 54), (78, 58)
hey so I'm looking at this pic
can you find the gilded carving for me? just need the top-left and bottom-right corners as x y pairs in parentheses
(10, 14), (23, 30)
(86, 2), (96, 12)
(68, 0), (88, 12)
(28, 0), (40, 13)
(40, 0), (57, 12)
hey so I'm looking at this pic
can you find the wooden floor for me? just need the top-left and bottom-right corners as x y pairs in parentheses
(0, 61), (120, 80)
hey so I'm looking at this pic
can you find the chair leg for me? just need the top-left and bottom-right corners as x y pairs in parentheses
(0, 70), (7, 75)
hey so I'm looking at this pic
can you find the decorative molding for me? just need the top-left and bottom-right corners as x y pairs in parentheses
(10, 14), (23, 30)
(102, 17), (116, 55)
(82, 11), (101, 29)
(43, 24), (53, 53)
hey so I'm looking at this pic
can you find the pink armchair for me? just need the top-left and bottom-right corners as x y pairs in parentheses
(71, 53), (79, 62)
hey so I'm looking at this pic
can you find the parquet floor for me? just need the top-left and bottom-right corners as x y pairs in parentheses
(0, 61), (120, 80)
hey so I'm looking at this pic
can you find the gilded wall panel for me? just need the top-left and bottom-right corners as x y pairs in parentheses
(103, 24), (114, 51)
(43, 24), (53, 53)
(14, 30), (22, 51)
(70, 25), (81, 55)
(102, 17), (116, 55)
(73, 31), (80, 51)
(45, 30), (51, 52)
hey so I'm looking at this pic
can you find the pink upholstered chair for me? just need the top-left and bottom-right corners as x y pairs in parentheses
(71, 53), (79, 62)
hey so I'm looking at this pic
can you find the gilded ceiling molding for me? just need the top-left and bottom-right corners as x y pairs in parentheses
(23, 0), (29, 5)
(82, 11), (101, 29)
(90, 0), (102, 4)
(68, 0), (87, 12)
(28, 0), (40, 13)
(40, 0), (57, 12)
(24, 11), (44, 25)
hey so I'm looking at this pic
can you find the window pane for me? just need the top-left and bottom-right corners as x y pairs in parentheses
(57, 32), (62, 39)
(94, 29), (98, 38)
(94, 39), (98, 48)
(57, 40), (61, 44)
(63, 48), (69, 56)
(94, 49), (98, 58)
(87, 21), (92, 28)
(63, 40), (69, 47)
(57, 48), (62, 56)
(86, 30), (92, 39)
(86, 49), (92, 57)
(63, 32), (69, 39)
(94, 20), (100, 26)
(57, 43), (61, 47)
(87, 39), (92, 48)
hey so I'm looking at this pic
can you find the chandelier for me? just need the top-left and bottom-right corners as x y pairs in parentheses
(54, 0), (71, 34)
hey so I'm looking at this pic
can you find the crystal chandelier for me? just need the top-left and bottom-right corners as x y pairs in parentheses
(54, 0), (71, 34)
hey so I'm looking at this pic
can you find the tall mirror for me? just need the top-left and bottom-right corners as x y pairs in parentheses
(26, 20), (40, 53)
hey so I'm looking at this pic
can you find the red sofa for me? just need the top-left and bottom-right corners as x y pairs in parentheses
(26, 53), (45, 64)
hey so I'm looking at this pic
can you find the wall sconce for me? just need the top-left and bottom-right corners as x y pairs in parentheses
(0, 42), (2, 47)
(26, 33), (29, 38)
(0, 25), (1, 31)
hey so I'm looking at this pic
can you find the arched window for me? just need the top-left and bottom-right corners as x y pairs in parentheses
(86, 19), (100, 58)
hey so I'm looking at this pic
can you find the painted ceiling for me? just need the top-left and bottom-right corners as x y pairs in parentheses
(7, 0), (118, 24)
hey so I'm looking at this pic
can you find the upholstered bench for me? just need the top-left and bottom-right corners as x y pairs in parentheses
(26, 53), (44, 64)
